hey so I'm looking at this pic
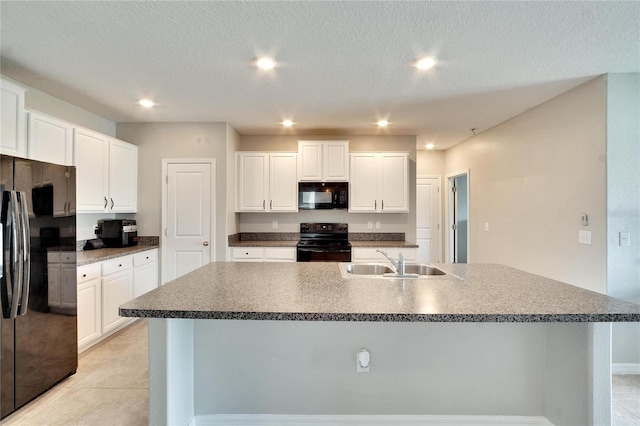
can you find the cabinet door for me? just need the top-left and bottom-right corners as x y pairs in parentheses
(27, 112), (73, 165)
(109, 139), (138, 212)
(379, 153), (408, 212)
(236, 153), (268, 211)
(0, 79), (26, 157)
(297, 142), (323, 181)
(75, 128), (109, 212)
(47, 265), (61, 307)
(43, 163), (69, 217)
(102, 269), (133, 334)
(349, 153), (378, 212)
(61, 264), (77, 309)
(323, 141), (349, 181)
(133, 262), (158, 298)
(269, 153), (298, 212)
(78, 277), (101, 348)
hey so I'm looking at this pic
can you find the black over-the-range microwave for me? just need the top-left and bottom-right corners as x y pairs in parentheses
(298, 182), (348, 210)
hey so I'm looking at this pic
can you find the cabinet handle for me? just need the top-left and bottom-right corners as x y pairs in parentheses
(270, 200), (272, 209)
(374, 200), (377, 210)
(82, 274), (87, 278)
(146, 256), (149, 259)
(382, 200), (384, 210)
(119, 264), (122, 267)
(104, 196), (108, 209)
(203, 241), (209, 247)
(110, 198), (114, 209)
(263, 200), (265, 210)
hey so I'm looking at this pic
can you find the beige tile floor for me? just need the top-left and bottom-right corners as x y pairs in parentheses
(2, 319), (639, 425)
(2, 319), (148, 426)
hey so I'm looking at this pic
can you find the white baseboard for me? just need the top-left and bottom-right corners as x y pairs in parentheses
(191, 414), (554, 426)
(612, 363), (640, 375)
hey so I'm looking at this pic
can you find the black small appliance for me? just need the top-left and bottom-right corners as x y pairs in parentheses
(298, 182), (348, 210)
(96, 219), (138, 248)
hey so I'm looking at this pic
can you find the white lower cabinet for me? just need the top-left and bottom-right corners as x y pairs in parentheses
(47, 251), (77, 310)
(133, 249), (159, 297)
(77, 248), (158, 352)
(230, 247), (296, 262)
(101, 256), (133, 334)
(77, 263), (102, 349)
(352, 247), (417, 263)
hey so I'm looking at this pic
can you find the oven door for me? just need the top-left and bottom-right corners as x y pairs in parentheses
(296, 246), (351, 262)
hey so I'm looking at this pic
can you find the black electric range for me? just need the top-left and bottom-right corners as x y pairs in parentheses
(296, 223), (352, 262)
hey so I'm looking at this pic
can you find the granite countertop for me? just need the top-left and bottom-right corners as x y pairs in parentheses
(77, 243), (159, 266)
(120, 262), (640, 323)
(229, 240), (418, 248)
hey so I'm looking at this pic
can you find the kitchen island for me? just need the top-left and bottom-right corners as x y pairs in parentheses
(120, 262), (640, 426)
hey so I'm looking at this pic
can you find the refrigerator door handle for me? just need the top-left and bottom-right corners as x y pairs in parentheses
(2, 191), (23, 319)
(17, 191), (30, 315)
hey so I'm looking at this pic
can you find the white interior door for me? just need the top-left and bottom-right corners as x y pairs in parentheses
(416, 177), (441, 263)
(446, 170), (469, 264)
(163, 160), (215, 284)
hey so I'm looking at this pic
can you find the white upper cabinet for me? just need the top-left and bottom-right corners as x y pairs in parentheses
(298, 140), (349, 181)
(108, 139), (138, 212)
(269, 153), (298, 211)
(349, 152), (409, 213)
(75, 127), (137, 213)
(1, 79), (27, 157)
(75, 128), (109, 211)
(236, 152), (298, 212)
(27, 111), (74, 166)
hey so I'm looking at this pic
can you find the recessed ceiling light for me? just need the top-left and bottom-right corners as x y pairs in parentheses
(414, 57), (437, 70)
(282, 119), (293, 127)
(377, 119), (389, 127)
(256, 57), (276, 70)
(425, 143), (435, 150)
(138, 99), (155, 108)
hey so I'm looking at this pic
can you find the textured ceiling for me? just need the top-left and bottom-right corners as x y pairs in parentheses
(1, 1), (638, 150)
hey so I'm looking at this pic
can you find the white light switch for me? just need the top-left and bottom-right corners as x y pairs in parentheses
(485, 222), (489, 232)
(367, 221), (373, 230)
(579, 230), (591, 245)
(619, 232), (631, 247)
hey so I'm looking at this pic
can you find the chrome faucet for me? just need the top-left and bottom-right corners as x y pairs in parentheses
(376, 249), (406, 276)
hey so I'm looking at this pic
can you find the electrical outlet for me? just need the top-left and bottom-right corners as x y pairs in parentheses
(375, 222), (381, 229)
(367, 221), (373, 230)
(484, 222), (489, 232)
(579, 230), (591, 245)
(272, 221), (278, 229)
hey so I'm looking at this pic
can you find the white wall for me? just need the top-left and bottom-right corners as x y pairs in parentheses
(606, 73), (640, 367)
(237, 135), (417, 241)
(443, 76), (607, 293)
(116, 123), (230, 261)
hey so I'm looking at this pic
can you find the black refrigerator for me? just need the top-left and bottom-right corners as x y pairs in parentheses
(0, 155), (77, 419)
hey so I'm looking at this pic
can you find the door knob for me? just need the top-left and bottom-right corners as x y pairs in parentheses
(203, 241), (209, 246)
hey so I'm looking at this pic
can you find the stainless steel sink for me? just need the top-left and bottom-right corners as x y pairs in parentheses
(402, 264), (446, 276)
(340, 263), (456, 279)
(343, 263), (395, 275)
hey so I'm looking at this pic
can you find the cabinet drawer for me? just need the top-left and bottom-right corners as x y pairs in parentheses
(133, 249), (158, 267)
(263, 247), (296, 262)
(78, 263), (101, 283)
(101, 255), (133, 276)
(231, 247), (263, 260)
(61, 252), (76, 264)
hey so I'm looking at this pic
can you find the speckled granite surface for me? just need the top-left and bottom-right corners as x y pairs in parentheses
(228, 232), (417, 248)
(77, 243), (159, 266)
(120, 262), (640, 322)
